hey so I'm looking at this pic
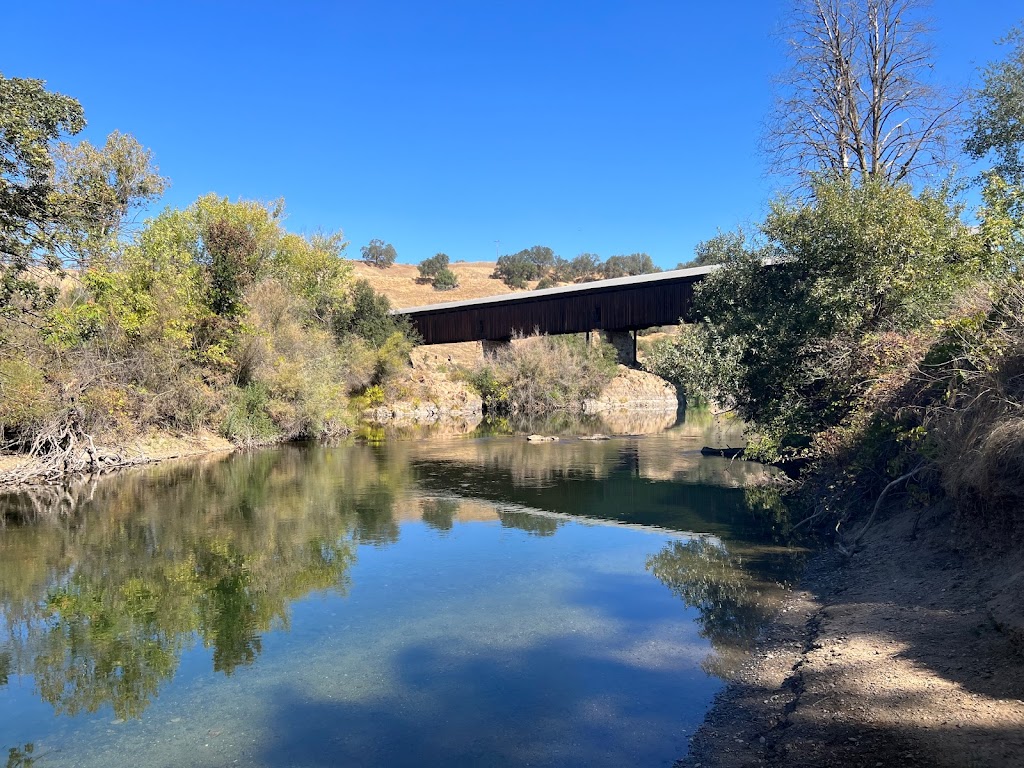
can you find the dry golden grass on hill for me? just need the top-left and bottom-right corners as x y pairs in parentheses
(349, 260), (532, 309)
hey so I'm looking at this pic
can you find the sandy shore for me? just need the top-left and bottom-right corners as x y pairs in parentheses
(680, 503), (1024, 768)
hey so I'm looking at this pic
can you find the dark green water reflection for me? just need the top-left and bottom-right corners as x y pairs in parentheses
(0, 422), (802, 767)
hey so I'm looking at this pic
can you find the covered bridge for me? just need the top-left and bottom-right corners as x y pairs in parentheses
(393, 265), (717, 362)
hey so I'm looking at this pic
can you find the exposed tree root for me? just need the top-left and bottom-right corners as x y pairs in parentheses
(0, 407), (150, 488)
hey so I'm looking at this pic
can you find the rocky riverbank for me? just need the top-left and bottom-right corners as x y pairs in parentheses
(679, 502), (1024, 768)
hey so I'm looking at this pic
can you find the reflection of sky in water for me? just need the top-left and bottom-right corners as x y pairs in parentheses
(3, 514), (714, 767)
(0, 428), (799, 767)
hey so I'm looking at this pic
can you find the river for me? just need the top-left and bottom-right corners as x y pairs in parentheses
(0, 413), (803, 767)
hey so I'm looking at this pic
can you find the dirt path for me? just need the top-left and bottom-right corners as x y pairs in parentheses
(681, 504), (1024, 768)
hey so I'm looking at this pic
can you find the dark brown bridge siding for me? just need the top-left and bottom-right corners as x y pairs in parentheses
(402, 279), (697, 345)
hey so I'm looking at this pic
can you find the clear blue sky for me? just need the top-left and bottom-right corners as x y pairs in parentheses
(5, 1), (1022, 268)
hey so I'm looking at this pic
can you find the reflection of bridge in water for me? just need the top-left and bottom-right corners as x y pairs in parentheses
(394, 265), (717, 364)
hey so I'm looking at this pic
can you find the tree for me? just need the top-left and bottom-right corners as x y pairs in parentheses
(491, 246), (556, 288)
(601, 253), (659, 278)
(432, 266), (459, 291)
(568, 253), (601, 282)
(360, 239), (397, 269)
(966, 27), (1024, 185)
(417, 252), (449, 281)
(684, 179), (980, 454)
(0, 74), (85, 314)
(678, 231), (749, 269)
(768, 0), (954, 186)
(51, 131), (166, 264)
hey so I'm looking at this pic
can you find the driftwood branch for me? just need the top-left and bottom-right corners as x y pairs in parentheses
(837, 460), (929, 554)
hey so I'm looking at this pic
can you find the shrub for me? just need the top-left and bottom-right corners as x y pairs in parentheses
(465, 333), (617, 413)
(221, 383), (279, 446)
(432, 266), (459, 291)
(0, 357), (55, 445)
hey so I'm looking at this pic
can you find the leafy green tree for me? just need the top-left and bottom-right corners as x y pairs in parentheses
(432, 266), (459, 291)
(0, 74), (85, 314)
(417, 252), (449, 281)
(418, 252), (459, 288)
(52, 130), (166, 263)
(601, 253), (659, 278)
(360, 238), (397, 269)
(491, 245), (556, 288)
(678, 231), (748, 269)
(568, 253), (601, 282)
(967, 27), (1024, 185)
(685, 179), (982, 455)
(335, 278), (414, 348)
(967, 25), (1024, 273)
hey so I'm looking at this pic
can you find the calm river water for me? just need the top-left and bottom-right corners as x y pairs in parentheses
(0, 414), (802, 767)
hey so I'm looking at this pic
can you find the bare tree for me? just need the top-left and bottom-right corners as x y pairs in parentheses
(767, 0), (956, 187)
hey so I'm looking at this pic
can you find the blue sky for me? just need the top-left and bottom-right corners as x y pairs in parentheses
(5, 1), (1022, 268)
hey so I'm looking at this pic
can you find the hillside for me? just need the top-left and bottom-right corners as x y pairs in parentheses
(349, 260), (530, 309)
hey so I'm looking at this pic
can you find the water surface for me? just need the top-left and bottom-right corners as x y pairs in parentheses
(0, 418), (801, 767)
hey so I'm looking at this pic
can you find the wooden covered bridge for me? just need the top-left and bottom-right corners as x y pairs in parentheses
(393, 265), (717, 364)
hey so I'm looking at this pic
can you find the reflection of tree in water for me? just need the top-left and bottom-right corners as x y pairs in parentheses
(0, 443), (407, 719)
(496, 510), (561, 537)
(646, 538), (779, 676)
(421, 498), (460, 533)
(5, 744), (35, 768)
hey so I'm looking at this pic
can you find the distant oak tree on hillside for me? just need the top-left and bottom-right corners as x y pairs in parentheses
(360, 239), (397, 269)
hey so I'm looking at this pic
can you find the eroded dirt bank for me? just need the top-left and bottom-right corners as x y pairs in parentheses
(680, 504), (1024, 768)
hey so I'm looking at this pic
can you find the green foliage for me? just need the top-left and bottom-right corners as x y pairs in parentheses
(601, 252), (659, 278)
(534, 276), (557, 290)
(333, 278), (400, 347)
(966, 27), (1024, 185)
(491, 248), (659, 288)
(432, 266), (459, 291)
(221, 383), (279, 446)
(360, 238), (397, 269)
(418, 253), (459, 290)
(272, 231), (351, 325)
(0, 357), (54, 443)
(643, 325), (742, 407)
(673, 179), (982, 456)
(678, 231), (748, 269)
(417, 252), (449, 280)
(0, 73), (85, 314)
(567, 253), (601, 282)
(491, 245), (555, 288)
(52, 131), (166, 264)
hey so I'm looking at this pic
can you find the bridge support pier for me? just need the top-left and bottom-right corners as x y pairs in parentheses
(605, 330), (637, 367)
(481, 339), (511, 359)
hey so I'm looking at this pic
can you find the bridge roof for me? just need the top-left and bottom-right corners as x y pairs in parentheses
(393, 264), (719, 315)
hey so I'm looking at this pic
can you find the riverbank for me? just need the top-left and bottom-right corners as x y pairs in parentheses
(680, 502), (1024, 768)
(0, 430), (236, 489)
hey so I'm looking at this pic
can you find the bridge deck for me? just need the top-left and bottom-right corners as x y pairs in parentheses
(393, 265), (717, 345)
